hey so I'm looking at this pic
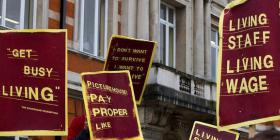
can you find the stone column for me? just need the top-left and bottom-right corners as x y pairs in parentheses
(137, 0), (149, 40)
(107, 0), (118, 37)
(149, 0), (160, 63)
(36, 0), (49, 28)
(176, 7), (186, 72)
(249, 125), (257, 138)
(193, 0), (204, 78)
(185, 0), (193, 75)
(121, 0), (137, 37)
(204, 0), (211, 80)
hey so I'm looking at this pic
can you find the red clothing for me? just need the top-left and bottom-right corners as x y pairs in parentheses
(68, 116), (88, 140)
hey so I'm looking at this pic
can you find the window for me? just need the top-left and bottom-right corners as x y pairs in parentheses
(194, 79), (205, 97)
(74, 0), (108, 58)
(211, 29), (219, 82)
(179, 76), (191, 93)
(160, 2), (176, 67)
(0, 0), (36, 29)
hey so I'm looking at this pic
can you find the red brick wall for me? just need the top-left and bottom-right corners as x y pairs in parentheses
(33, 1), (104, 140)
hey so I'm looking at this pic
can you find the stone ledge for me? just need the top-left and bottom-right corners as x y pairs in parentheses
(143, 84), (216, 115)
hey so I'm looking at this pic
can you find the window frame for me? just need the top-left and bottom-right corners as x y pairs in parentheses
(160, 2), (176, 68)
(210, 28), (219, 82)
(0, 0), (37, 29)
(211, 29), (219, 46)
(76, 0), (108, 58)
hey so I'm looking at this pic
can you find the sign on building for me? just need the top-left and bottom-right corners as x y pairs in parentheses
(217, 0), (280, 129)
(189, 121), (239, 140)
(104, 35), (157, 105)
(81, 71), (143, 140)
(0, 30), (67, 136)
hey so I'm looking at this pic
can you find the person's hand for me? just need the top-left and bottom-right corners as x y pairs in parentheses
(84, 120), (89, 130)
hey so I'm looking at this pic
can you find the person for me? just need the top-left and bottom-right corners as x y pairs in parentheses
(249, 129), (280, 140)
(67, 115), (89, 140)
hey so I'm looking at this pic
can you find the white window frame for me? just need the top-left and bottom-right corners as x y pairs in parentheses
(211, 29), (219, 82)
(77, 0), (108, 58)
(211, 29), (219, 47)
(103, 0), (108, 55)
(0, 0), (37, 29)
(160, 2), (176, 68)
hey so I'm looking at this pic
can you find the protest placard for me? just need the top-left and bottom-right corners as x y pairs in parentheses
(81, 71), (143, 140)
(217, 0), (280, 129)
(0, 30), (67, 136)
(104, 35), (156, 104)
(189, 121), (239, 140)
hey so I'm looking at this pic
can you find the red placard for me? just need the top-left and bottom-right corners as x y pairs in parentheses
(217, 0), (280, 129)
(81, 71), (143, 140)
(104, 35), (156, 105)
(189, 122), (239, 140)
(0, 30), (67, 136)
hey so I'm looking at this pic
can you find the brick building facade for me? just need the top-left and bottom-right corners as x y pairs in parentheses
(0, 0), (279, 140)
